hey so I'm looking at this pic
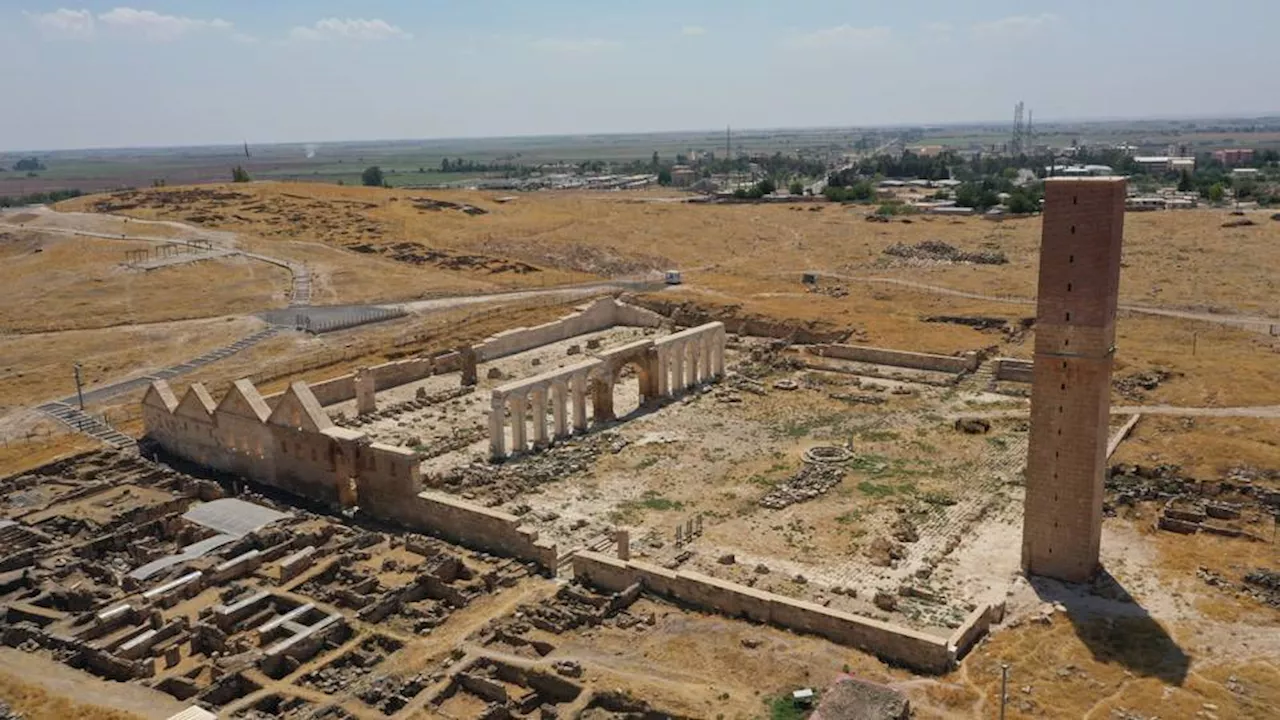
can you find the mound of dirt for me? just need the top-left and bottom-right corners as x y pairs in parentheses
(632, 297), (853, 344)
(883, 240), (1008, 265)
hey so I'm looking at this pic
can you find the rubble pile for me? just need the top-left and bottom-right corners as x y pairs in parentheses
(438, 432), (627, 504)
(883, 240), (1008, 265)
(733, 341), (804, 380)
(759, 464), (846, 509)
(0, 702), (21, 720)
(338, 386), (474, 428)
(1113, 369), (1176, 401)
(356, 673), (431, 714)
(1243, 568), (1280, 608)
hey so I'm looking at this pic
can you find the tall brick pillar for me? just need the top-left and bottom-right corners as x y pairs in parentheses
(1021, 177), (1126, 583)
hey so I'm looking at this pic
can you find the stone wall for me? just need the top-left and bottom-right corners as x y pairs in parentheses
(473, 297), (664, 362)
(993, 357), (1034, 383)
(946, 602), (1005, 661)
(810, 344), (979, 374)
(571, 552), (961, 673)
(379, 491), (558, 570)
(265, 357), (438, 409)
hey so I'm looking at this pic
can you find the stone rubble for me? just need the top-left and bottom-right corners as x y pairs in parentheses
(758, 464), (846, 510)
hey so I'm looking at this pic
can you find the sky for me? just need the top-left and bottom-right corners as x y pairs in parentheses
(2, 1), (1278, 151)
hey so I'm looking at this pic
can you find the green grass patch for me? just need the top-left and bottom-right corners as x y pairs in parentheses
(858, 429), (900, 442)
(766, 694), (813, 720)
(633, 456), (660, 470)
(835, 510), (863, 524)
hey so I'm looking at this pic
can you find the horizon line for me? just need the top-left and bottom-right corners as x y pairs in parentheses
(5, 111), (1280, 155)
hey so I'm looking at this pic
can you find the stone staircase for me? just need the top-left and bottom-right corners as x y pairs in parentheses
(147, 326), (281, 382)
(37, 402), (136, 450)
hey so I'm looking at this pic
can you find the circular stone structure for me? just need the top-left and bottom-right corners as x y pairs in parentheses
(802, 445), (854, 464)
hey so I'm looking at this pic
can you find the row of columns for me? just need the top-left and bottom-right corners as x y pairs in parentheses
(488, 323), (727, 461)
(655, 327), (726, 396)
(489, 372), (590, 459)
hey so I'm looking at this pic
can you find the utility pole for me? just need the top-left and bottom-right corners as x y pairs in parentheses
(73, 362), (85, 411)
(725, 125), (731, 189)
(999, 664), (1010, 720)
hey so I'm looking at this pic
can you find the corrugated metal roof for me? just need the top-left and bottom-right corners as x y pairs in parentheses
(166, 707), (218, 720)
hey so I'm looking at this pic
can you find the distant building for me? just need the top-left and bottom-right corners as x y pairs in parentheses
(910, 145), (945, 157)
(1231, 167), (1261, 178)
(1133, 156), (1196, 173)
(1047, 164), (1113, 177)
(669, 165), (697, 187)
(1213, 148), (1255, 166)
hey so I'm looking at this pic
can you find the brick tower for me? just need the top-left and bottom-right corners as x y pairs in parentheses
(1021, 177), (1126, 583)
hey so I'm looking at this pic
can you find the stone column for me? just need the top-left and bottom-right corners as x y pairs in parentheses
(700, 335), (713, 382)
(592, 375), (615, 424)
(508, 393), (527, 454)
(616, 529), (630, 561)
(571, 373), (589, 432)
(459, 346), (478, 387)
(660, 345), (670, 394)
(354, 368), (376, 416)
(488, 394), (507, 460)
(688, 338), (701, 385)
(530, 387), (549, 449)
(551, 381), (568, 438)
(671, 343), (685, 394)
(713, 331), (726, 377)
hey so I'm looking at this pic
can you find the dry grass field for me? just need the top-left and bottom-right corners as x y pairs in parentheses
(0, 230), (289, 332)
(61, 182), (1280, 314)
(0, 315), (268, 413)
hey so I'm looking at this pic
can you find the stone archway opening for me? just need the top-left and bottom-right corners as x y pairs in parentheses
(605, 360), (653, 421)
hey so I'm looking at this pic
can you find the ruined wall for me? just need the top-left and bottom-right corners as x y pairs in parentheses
(305, 375), (357, 406)
(810, 344), (979, 374)
(473, 297), (663, 362)
(947, 602), (1005, 661)
(370, 358), (434, 390)
(994, 357), (1034, 383)
(384, 492), (558, 570)
(266, 357), (437, 408)
(571, 552), (958, 673)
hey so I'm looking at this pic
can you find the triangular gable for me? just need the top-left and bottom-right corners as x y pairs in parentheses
(215, 379), (271, 423)
(266, 381), (333, 432)
(142, 380), (179, 414)
(175, 383), (217, 422)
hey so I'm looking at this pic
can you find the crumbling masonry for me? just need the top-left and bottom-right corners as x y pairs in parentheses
(1021, 177), (1127, 583)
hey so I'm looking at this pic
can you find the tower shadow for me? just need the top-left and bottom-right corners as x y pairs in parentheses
(1029, 569), (1190, 687)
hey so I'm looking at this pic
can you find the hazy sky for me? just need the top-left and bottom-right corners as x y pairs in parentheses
(3, 1), (1278, 150)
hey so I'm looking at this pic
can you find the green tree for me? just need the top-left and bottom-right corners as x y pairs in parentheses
(788, 180), (804, 195)
(757, 177), (777, 195)
(12, 157), (44, 172)
(441, 158), (451, 172)
(657, 168), (673, 185)
(651, 151), (659, 169)
(1208, 183), (1225, 204)
(1177, 169), (1194, 192)
(1006, 190), (1037, 214)
(231, 165), (251, 183)
(362, 166), (385, 187)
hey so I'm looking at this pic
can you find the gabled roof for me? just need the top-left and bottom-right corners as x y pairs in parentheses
(216, 379), (271, 423)
(174, 383), (217, 422)
(142, 380), (179, 414)
(266, 381), (333, 432)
